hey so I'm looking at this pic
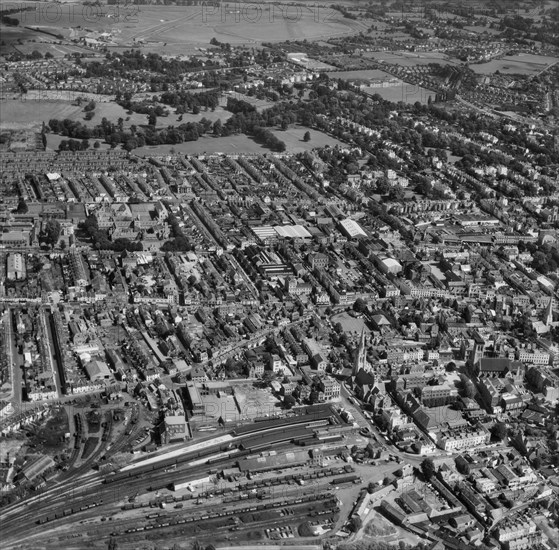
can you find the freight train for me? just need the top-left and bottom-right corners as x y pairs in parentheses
(36, 500), (103, 524)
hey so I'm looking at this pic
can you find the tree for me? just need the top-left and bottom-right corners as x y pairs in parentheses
(375, 414), (389, 432)
(421, 457), (436, 479)
(213, 119), (223, 136)
(348, 515), (362, 532)
(532, 251), (550, 274)
(43, 219), (61, 248)
(284, 395), (296, 409)
(463, 381), (476, 399)
(388, 184), (405, 201)
(15, 197), (28, 214)
(303, 131), (311, 142)
(298, 521), (315, 536)
(491, 422), (508, 441)
(353, 298), (367, 313)
(376, 176), (391, 194)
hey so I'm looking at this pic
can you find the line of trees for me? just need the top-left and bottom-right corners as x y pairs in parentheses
(252, 126), (286, 152)
(84, 50), (216, 80)
(58, 139), (89, 152)
(47, 117), (214, 151)
(158, 89), (220, 113)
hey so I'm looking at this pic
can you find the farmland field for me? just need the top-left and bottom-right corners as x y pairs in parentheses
(470, 54), (558, 75)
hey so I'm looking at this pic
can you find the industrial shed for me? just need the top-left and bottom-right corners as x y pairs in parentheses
(237, 449), (310, 473)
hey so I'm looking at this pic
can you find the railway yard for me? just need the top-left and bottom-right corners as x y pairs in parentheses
(0, 402), (400, 549)
(2, 1), (558, 548)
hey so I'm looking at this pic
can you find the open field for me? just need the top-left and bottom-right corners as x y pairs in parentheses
(225, 92), (275, 112)
(1, 2), (369, 55)
(134, 125), (341, 156)
(0, 25), (48, 56)
(12, 41), (91, 58)
(0, 100), (82, 129)
(471, 53), (558, 75)
(327, 69), (393, 81)
(1, 2), (121, 37)
(270, 126), (342, 153)
(113, 5), (368, 48)
(27, 406), (69, 452)
(464, 25), (501, 35)
(364, 84), (433, 104)
(134, 133), (266, 156)
(363, 50), (461, 66)
(0, 98), (232, 133)
(331, 312), (370, 335)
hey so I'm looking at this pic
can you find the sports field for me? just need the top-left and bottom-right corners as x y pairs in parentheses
(363, 84), (434, 105)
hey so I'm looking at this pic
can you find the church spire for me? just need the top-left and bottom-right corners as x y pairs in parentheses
(544, 297), (554, 326)
(352, 328), (368, 377)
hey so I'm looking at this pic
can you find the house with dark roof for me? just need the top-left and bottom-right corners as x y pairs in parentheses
(477, 357), (511, 378)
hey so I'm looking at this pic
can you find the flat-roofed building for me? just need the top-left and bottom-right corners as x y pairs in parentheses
(6, 253), (26, 281)
(161, 415), (189, 443)
(186, 381), (204, 415)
